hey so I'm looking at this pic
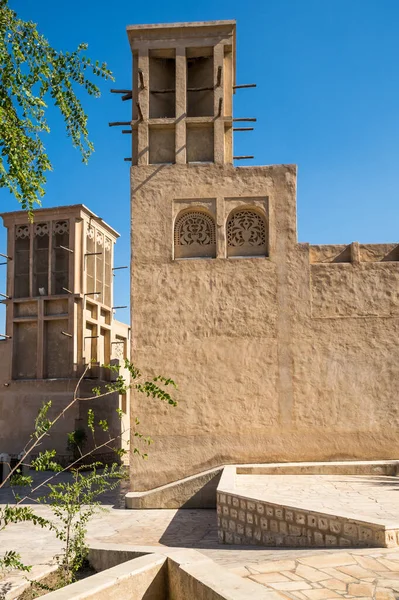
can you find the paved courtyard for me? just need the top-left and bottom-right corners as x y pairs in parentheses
(239, 551), (399, 599)
(236, 475), (399, 525)
(1, 472), (399, 599)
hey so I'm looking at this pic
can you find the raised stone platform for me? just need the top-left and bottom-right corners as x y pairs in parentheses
(217, 462), (399, 548)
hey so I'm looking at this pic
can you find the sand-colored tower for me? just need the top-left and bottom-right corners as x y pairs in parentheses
(127, 20), (236, 167)
(127, 21), (399, 501)
(0, 205), (130, 461)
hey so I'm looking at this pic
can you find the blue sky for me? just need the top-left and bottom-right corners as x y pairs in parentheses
(1, 0), (399, 323)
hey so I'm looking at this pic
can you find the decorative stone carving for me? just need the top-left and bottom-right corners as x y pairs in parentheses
(174, 211), (216, 258)
(104, 237), (112, 252)
(112, 341), (125, 360)
(53, 220), (69, 235)
(15, 225), (30, 239)
(87, 225), (95, 240)
(226, 209), (267, 257)
(33, 223), (49, 237)
(96, 230), (103, 246)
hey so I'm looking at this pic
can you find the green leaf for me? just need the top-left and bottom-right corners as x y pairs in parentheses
(1, 550), (32, 572)
(31, 450), (62, 472)
(98, 419), (108, 432)
(32, 401), (52, 438)
(87, 409), (94, 433)
(10, 473), (33, 487)
(0, 0), (114, 213)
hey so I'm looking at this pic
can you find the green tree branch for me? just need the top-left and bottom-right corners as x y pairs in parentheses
(0, 0), (113, 215)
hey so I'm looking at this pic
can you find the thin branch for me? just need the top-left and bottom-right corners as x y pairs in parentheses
(11, 428), (129, 508)
(0, 365), (91, 489)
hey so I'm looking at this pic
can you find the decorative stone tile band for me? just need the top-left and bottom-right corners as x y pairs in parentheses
(217, 466), (399, 549)
(217, 491), (399, 548)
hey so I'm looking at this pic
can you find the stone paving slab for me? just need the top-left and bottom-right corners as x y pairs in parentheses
(241, 550), (399, 599)
(236, 475), (399, 524)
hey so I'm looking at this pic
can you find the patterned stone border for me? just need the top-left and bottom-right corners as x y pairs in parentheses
(217, 466), (399, 548)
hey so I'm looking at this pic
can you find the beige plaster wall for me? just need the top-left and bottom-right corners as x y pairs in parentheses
(0, 379), (80, 456)
(130, 163), (399, 491)
(0, 375), (126, 461)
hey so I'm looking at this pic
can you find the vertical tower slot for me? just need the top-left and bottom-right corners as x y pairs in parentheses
(149, 50), (176, 119)
(186, 48), (214, 117)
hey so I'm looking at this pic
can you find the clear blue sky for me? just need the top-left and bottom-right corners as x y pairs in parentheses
(1, 0), (399, 323)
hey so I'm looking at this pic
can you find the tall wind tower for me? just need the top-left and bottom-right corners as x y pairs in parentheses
(121, 21), (298, 494)
(117, 21), (399, 507)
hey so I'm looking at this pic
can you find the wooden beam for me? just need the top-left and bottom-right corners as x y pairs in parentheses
(233, 84), (257, 89)
(232, 118), (257, 122)
(150, 88), (174, 94)
(188, 86), (214, 92)
(108, 121), (131, 127)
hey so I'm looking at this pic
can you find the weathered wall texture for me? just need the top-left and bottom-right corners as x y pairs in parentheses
(0, 376), (122, 460)
(130, 163), (399, 491)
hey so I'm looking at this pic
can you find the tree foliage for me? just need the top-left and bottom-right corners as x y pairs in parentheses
(0, 0), (113, 215)
(0, 359), (178, 579)
(39, 463), (124, 585)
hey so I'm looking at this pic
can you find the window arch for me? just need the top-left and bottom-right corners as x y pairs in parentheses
(174, 210), (216, 259)
(226, 208), (268, 257)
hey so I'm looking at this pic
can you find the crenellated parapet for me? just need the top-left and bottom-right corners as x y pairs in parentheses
(310, 242), (399, 264)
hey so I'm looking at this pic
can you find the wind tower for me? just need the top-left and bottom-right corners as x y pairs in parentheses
(119, 21), (298, 496)
(0, 205), (130, 462)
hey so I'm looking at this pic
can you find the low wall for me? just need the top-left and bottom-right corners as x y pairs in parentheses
(125, 460), (399, 509)
(126, 466), (222, 509)
(236, 459), (399, 476)
(217, 465), (399, 549)
(39, 545), (283, 600)
(37, 554), (167, 600)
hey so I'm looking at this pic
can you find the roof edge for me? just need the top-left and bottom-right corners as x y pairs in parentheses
(126, 20), (236, 32)
(0, 204), (120, 238)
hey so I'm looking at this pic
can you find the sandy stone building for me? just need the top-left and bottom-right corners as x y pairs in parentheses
(126, 20), (399, 497)
(0, 204), (130, 467)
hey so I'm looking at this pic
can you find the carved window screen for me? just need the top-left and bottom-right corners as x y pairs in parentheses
(174, 210), (216, 259)
(112, 336), (126, 361)
(226, 209), (268, 257)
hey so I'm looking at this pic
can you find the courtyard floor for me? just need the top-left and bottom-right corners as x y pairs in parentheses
(236, 474), (399, 525)
(1, 472), (399, 599)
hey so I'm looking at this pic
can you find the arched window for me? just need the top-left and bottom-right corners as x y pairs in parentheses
(174, 210), (216, 259)
(226, 209), (268, 257)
